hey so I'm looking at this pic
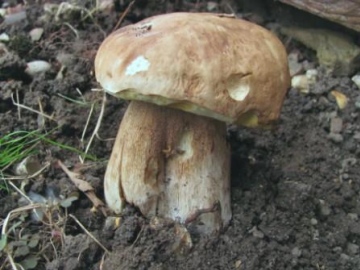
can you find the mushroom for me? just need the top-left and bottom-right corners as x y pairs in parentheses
(95, 12), (290, 234)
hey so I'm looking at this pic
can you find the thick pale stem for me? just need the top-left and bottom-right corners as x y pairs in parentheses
(104, 101), (231, 233)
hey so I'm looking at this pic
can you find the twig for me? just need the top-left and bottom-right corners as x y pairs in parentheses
(16, 89), (21, 120)
(83, 92), (106, 163)
(37, 98), (46, 128)
(2, 162), (50, 181)
(1, 204), (44, 234)
(69, 214), (110, 254)
(81, 103), (95, 148)
(1, 204), (44, 270)
(63, 22), (79, 39)
(113, 0), (135, 31)
(8, 181), (32, 204)
(131, 225), (144, 247)
(11, 94), (55, 121)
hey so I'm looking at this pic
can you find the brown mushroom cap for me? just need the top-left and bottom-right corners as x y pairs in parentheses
(95, 12), (290, 125)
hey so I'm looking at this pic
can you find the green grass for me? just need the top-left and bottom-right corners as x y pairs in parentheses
(0, 129), (97, 181)
(0, 130), (40, 172)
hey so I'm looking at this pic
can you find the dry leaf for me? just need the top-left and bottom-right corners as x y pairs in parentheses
(57, 160), (107, 216)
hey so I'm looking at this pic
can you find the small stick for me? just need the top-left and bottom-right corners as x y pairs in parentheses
(38, 98), (46, 128)
(11, 94), (55, 121)
(83, 92), (106, 162)
(113, 0), (135, 31)
(81, 102), (95, 148)
(69, 214), (110, 254)
(16, 89), (21, 120)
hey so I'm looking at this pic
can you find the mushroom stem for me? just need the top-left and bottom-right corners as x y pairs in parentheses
(105, 101), (231, 233)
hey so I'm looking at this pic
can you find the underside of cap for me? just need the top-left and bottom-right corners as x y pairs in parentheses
(95, 12), (290, 125)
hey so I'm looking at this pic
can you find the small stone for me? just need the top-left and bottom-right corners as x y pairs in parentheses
(0, 33), (10, 42)
(347, 243), (359, 255)
(103, 216), (120, 231)
(340, 253), (350, 261)
(348, 213), (358, 221)
(330, 117), (343, 134)
(318, 199), (331, 217)
(352, 74), (360, 89)
(310, 218), (318, 225)
(291, 74), (309, 93)
(235, 260), (242, 269)
(306, 69), (318, 84)
(355, 100), (360, 109)
(312, 229), (320, 240)
(249, 226), (264, 238)
(25, 60), (51, 76)
(29, 28), (44, 41)
(354, 133), (360, 141)
(327, 133), (343, 143)
(333, 246), (342, 253)
(341, 173), (349, 180)
(288, 51), (303, 76)
(291, 247), (302, 257)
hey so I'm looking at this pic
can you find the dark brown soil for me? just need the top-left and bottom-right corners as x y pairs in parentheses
(1, 1), (360, 270)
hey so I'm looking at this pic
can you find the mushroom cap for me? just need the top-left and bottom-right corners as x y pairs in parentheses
(95, 12), (290, 125)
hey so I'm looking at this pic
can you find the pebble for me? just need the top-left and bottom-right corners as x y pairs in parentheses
(340, 253), (350, 261)
(291, 247), (302, 257)
(348, 213), (358, 221)
(291, 74), (309, 93)
(306, 69), (318, 85)
(318, 199), (331, 217)
(347, 243), (359, 255)
(291, 69), (318, 93)
(355, 96), (360, 109)
(0, 33), (9, 42)
(25, 60), (51, 76)
(310, 218), (318, 226)
(249, 226), (264, 238)
(352, 74), (360, 89)
(103, 216), (120, 232)
(354, 132), (360, 141)
(29, 28), (44, 41)
(312, 229), (320, 240)
(330, 117), (343, 134)
(333, 246), (343, 253)
(235, 260), (242, 269)
(288, 51), (304, 76)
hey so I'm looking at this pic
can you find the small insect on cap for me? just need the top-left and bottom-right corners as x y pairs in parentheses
(95, 12), (290, 126)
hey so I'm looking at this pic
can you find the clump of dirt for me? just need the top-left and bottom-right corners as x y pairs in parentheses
(1, 1), (360, 270)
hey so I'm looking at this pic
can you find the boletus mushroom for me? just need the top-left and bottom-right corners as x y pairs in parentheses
(95, 12), (290, 234)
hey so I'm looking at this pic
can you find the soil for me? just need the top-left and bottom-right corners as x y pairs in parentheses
(1, 1), (360, 270)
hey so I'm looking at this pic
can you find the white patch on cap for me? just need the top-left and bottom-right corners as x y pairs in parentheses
(226, 74), (251, 101)
(125, 56), (150, 76)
